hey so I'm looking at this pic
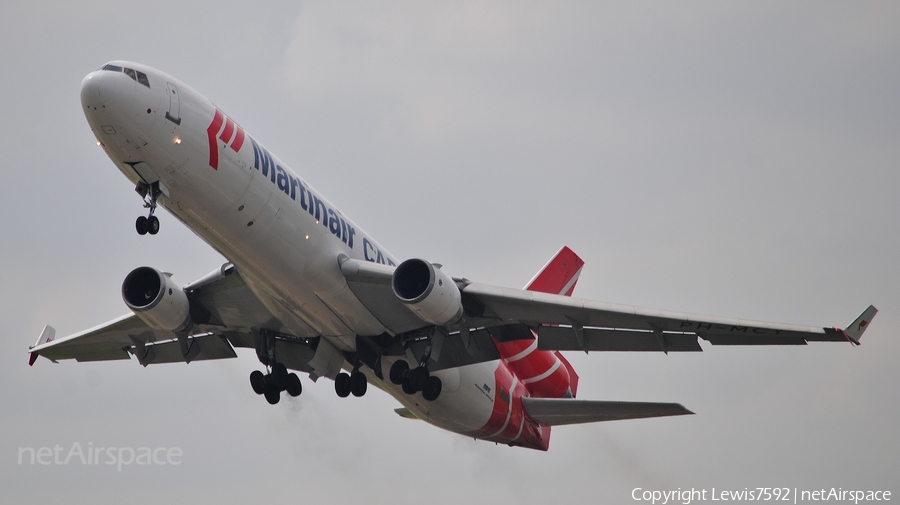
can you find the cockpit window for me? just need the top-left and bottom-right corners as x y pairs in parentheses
(135, 71), (150, 88)
(99, 64), (150, 89)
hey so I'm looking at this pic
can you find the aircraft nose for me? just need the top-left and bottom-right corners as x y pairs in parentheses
(80, 71), (105, 110)
(80, 68), (135, 117)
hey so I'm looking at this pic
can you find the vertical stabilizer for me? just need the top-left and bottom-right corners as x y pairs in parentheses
(494, 246), (585, 399)
(523, 246), (584, 396)
(524, 246), (585, 296)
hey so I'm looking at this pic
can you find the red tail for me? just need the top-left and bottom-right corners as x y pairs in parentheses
(479, 247), (586, 450)
(525, 246), (585, 296)
(493, 247), (584, 399)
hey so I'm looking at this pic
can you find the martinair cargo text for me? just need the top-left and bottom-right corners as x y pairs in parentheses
(28, 62), (877, 450)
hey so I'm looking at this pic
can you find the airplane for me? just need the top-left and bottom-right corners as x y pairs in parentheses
(28, 61), (877, 451)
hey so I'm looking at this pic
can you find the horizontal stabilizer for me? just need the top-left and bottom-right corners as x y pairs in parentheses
(522, 397), (693, 426)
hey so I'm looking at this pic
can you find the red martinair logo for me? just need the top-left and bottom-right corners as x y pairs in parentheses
(206, 109), (245, 170)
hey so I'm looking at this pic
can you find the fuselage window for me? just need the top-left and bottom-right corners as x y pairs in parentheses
(135, 70), (150, 88)
(101, 64), (123, 72)
(123, 67), (137, 82)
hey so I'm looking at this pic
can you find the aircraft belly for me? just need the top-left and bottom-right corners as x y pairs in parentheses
(375, 359), (498, 433)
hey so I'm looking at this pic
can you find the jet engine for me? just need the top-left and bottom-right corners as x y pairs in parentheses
(392, 259), (463, 326)
(122, 266), (192, 332)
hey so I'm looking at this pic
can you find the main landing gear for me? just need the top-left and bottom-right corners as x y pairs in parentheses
(249, 362), (302, 405)
(134, 181), (161, 236)
(389, 360), (442, 401)
(334, 370), (368, 398)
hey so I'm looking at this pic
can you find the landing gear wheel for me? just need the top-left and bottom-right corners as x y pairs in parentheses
(408, 366), (430, 392)
(335, 372), (351, 398)
(249, 370), (265, 395)
(272, 362), (289, 391)
(263, 383), (280, 405)
(135, 216), (148, 235)
(389, 360), (409, 385)
(147, 215), (160, 235)
(401, 378), (418, 395)
(350, 371), (367, 397)
(422, 376), (442, 401)
(286, 373), (302, 397)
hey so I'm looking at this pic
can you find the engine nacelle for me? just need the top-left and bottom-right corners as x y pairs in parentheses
(392, 259), (463, 326)
(122, 266), (192, 332)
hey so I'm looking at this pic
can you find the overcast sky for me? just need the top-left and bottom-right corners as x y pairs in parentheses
(1, 1), (898, 503)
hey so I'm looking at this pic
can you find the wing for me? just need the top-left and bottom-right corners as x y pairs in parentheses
(461, 282), (877, 352)
(29, 263), (316, 369)
(340, 257), (877, 359)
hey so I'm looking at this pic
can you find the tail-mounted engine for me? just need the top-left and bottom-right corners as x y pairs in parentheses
(122, 266), (192, 332)
(392, 259), (463, 326)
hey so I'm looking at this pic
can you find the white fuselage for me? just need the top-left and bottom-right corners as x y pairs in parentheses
(79, 61), (546, 446)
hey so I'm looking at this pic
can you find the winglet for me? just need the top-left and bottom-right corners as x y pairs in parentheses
(29, 325), (56, 366)
(841, 305), (877, 345)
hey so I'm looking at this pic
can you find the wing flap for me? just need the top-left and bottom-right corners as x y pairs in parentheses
(411, 328), (500, 372)
(522, 397), (693, 426)
(133, 334), (237, 365)
(73, 349), (132, 362)
(537, 326), (702, 352)
(702, 335), (808, 345)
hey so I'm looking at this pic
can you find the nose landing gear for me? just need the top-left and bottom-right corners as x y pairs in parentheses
(134, 181), (161, 235)
(135, 215), (159, 235)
